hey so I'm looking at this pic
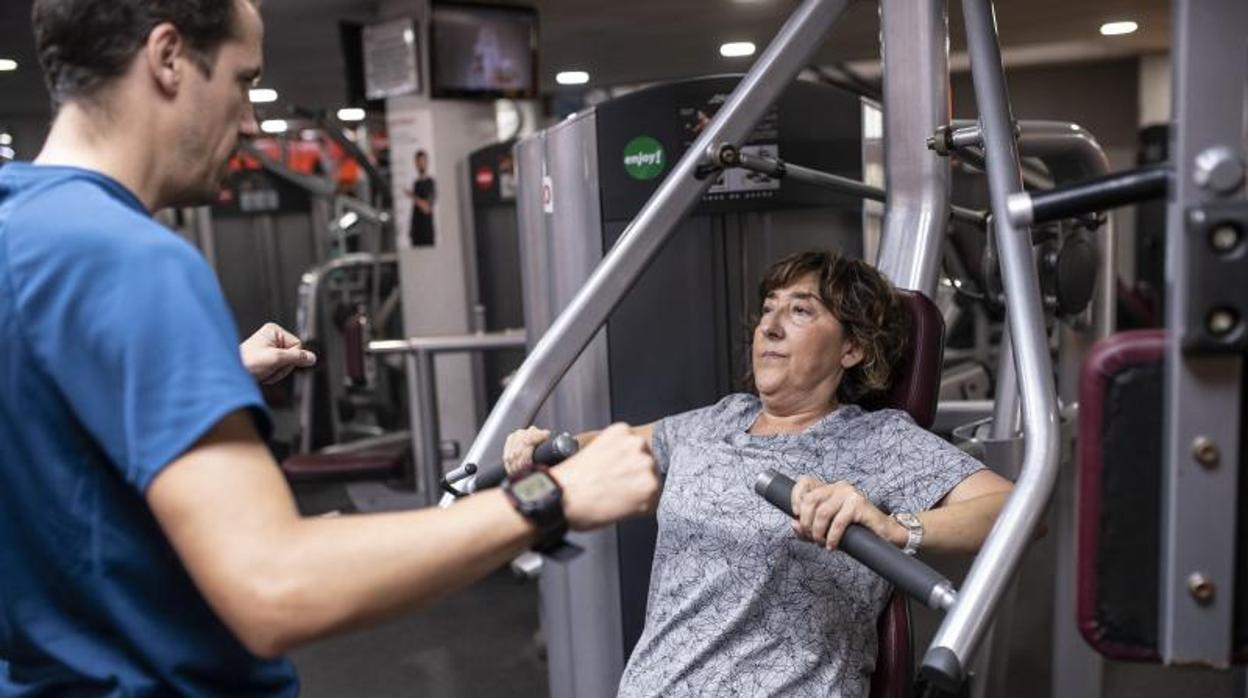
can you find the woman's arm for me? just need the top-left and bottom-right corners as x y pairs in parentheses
(791, 469), (1013, 556)
(505, 423), (655, 475)
(907, 469), (1013, 554)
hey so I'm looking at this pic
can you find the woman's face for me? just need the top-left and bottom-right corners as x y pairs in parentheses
(752, 273), (864, 409)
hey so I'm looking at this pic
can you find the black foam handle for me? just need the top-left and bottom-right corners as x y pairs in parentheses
(474, 433), (579, 491)
(474, 463), (508, 490)
(754, 469), (954, 609)
(1029, 164), (1168, 225)
(532, 433), (579, 465)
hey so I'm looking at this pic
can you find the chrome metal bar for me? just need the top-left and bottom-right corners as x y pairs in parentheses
(932, 399), (996, 434)
(737, 150), (883, 201)
(368, 329), (527, 356)
(733, 150), (987, 227)
(455, 0), (854, 489)
(369, 331), (529, 501)
(876, 0), (951, 296)
(413, 351), (441, 504)
(989, 328), (1021, 440)
(921, 0), (1063, 688)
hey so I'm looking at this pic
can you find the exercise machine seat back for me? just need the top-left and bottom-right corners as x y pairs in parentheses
(869, 289), (947, 698)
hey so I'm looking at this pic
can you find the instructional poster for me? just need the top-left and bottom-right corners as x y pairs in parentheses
(679, 93), (781, 201)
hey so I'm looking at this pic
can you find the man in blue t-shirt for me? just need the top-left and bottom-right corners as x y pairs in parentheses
(0, 1), (661, 696)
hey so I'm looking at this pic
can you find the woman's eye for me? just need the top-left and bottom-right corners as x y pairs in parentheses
(793, 305), (811, 316)
(761, 305), (774, 315)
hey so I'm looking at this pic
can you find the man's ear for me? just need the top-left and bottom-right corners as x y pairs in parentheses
(145, 22), (185, 97)
(841, 339), (865, 370)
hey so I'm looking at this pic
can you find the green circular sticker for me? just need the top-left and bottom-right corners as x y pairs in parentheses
(623, 136), (666, 181)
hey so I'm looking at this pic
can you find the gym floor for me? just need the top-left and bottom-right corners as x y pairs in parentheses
(290, 483), (549, 698)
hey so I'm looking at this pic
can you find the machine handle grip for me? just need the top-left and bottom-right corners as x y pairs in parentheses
(473, 433), (580, 490)
(754, 469), (957, 611)
(532, 432), (580, 465)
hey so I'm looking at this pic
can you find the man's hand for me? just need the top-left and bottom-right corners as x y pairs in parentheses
(240, 322), (317, 385)
(551, 423), (660, 530)
(791, 476), (903, 551)
(503, 426), (551, 475)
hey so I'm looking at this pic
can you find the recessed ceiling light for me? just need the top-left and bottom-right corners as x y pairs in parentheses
(1099, 21), (1138, 36)
(720, 42), (757, 58)
(556, 71), (590, 86)
(0, 133), (11, 146)
(249, 88), (278, 103)
(0, 59), (17, 72)
(337, 108), (366, 122)
(260, 119), (288, 134)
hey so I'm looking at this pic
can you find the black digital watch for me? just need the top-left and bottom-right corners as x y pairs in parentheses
(501, 464), (568, 553)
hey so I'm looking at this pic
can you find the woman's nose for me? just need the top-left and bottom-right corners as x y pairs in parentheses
(759, 314), (784, 339)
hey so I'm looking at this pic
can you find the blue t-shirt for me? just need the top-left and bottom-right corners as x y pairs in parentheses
(0, 163), (298, 696)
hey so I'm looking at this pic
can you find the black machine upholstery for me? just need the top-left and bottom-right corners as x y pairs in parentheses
(1076, 329), (1248, 663)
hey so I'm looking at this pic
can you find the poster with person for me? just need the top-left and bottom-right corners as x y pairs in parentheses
(405, 149), (435, 247)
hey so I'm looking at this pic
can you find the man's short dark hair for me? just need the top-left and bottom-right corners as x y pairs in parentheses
(32, 0), (254, 107)
(415, 150), (428, 160)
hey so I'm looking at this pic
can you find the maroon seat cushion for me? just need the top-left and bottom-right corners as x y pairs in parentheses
(870, 592), (913, 698)
(281, 447), (406, 484)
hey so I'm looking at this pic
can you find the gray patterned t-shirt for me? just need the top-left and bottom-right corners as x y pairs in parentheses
(616, 393), (984, 698)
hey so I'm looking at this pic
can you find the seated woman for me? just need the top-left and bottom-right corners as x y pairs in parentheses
(504, 250), (1012, 698)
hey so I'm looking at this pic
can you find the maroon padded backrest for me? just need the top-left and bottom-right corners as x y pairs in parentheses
(868, 289), (943, 698)
(885, 290), (946, 429)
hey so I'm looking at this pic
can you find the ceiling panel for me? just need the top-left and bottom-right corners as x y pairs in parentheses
(0, 0), (1172, 123)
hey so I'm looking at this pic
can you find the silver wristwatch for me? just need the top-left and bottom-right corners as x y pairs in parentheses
(893, 512), (924, 556)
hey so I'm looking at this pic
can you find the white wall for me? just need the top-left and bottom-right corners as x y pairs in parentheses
(1138, 53), (1172, 128)
(380, 0), (504, 474)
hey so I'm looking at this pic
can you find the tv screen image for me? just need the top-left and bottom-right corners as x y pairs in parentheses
(430, 3), (538, 99)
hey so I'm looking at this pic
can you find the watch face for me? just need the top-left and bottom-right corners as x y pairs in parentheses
(513, 472), (557, 502)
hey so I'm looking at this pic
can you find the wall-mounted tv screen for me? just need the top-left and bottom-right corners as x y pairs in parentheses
(430, 2), (538, 100)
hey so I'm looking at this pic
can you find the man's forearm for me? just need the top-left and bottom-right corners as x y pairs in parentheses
(252, 490), (536, 654)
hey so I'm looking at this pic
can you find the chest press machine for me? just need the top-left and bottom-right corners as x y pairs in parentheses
(423, 0), (1248, 696)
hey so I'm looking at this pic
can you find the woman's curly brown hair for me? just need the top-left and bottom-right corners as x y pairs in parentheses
(749, 250), (909, 408)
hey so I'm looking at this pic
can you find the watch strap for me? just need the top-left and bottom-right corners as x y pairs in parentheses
(894, 511), (924, 556)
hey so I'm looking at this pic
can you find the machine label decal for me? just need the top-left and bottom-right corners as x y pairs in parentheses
(623, 136), (666, 180)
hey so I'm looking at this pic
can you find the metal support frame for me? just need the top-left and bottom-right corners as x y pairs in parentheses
(449, 0), (854, 490)
(293, 252), (398, 453)
(370, 331), (527, 505)
(875, 0), (951, 297)
(1159, 0), (1246, 667)
(921, 0), (1062, 688)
